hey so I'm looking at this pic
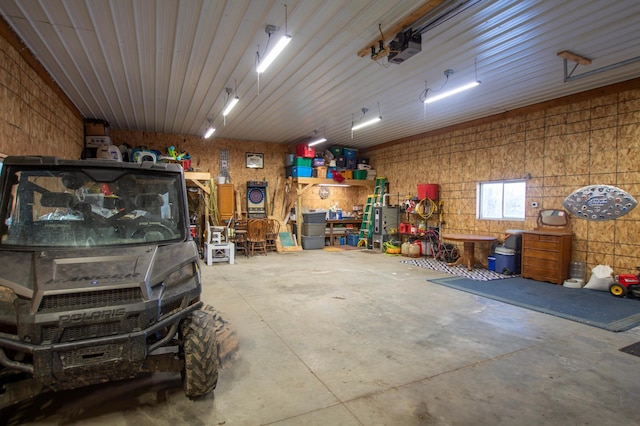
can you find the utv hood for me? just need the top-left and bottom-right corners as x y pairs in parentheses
(0, 242), (198, 311)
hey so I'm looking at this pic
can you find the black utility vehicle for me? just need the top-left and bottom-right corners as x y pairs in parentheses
(0, 156), (218, 409)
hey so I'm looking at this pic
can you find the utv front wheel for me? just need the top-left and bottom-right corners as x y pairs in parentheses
(180, 308), (219, 398)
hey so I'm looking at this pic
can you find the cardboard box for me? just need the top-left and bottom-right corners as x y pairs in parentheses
(84, 119), (109, 136)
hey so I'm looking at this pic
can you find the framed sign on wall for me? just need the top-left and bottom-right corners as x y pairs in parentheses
(246, 152), (264, 169)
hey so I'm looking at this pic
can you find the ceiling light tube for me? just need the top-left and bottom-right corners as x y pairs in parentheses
(308, 137), (327, 147)
(256, 34), (292, 74)
(351, 116), (381, 131)
(204, 127), (215, 139)
(424, 81), (480, 104)
(222, 96), (239, 116)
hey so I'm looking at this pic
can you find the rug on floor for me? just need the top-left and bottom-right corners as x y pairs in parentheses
(401, 257), (515, 281)
(428, 276), (640, 332)
(620, 341), (640, 357)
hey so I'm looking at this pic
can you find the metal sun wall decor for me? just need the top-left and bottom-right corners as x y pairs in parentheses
(562, 184), (637, 221)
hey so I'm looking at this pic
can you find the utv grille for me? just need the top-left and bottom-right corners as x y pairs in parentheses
(38, 288), (143, 312)
(43, 322), (121, 343)
(41, 314), (143, 344)
(60, 344), (124, 367)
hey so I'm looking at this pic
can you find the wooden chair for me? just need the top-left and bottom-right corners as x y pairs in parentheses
(266, 219), (280, 252)
(247, 218), (268, 256)
(231, 219), (248, 258)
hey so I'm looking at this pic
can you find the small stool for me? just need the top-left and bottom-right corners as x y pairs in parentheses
(206, 242), (235, 265)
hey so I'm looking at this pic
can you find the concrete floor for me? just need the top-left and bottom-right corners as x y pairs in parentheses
(4, 248), (640, 425)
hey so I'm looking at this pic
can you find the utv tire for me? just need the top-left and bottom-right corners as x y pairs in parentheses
(180, 307), (219, 399)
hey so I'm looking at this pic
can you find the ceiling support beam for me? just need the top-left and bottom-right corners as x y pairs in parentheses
(357, 0), (446, 59)
(558, 50), (640, 83)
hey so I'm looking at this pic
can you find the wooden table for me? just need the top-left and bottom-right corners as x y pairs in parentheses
(441, 234), (497, 271)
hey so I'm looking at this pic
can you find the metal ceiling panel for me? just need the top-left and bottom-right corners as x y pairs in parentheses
(1, 0), (639, 150)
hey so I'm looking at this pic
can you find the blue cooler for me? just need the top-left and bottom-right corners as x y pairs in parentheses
(494, 247), (520, 274)
(487, 256), (496, 272)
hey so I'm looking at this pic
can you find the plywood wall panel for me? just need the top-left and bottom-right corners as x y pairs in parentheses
(365, 84), (640, 276)
(0, 34), (83, 157)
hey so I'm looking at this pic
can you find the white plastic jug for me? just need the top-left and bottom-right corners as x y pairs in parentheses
(402, 242), (411, 255)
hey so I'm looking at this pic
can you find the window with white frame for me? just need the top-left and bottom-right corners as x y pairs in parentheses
(477, 180), (526, 220)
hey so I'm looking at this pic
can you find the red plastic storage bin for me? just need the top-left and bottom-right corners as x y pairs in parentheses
(296, 144), (315, 158)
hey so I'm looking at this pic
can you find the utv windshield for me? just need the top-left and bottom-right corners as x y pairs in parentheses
(0, 165), (186, 248)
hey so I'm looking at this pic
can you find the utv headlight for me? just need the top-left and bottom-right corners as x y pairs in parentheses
(164, 262), (196, 287)
(0, 285), (18, 324)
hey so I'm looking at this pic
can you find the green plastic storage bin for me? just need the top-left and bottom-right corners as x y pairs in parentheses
(353, 170), (367, 180)
(294, 157), (312, 167)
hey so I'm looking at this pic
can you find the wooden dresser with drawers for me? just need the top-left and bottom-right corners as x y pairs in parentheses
(521, 230), (573, 285)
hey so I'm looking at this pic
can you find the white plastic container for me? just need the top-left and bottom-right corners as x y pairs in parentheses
(402, 242), (411, 256)
(570, 261), (586, 280)
(96, 144), (122, 161)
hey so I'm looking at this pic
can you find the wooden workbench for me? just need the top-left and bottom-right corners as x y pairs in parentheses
(293, 177), (375, 245)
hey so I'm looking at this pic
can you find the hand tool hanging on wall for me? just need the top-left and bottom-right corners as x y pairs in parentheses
(271, 176), (279, 216)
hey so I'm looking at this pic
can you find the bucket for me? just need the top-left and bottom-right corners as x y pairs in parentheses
(563, 278), (585, 288)
(417, 183), (439, 200)
(217, 176), (226, 184)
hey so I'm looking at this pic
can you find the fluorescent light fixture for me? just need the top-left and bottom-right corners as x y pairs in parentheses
(351, 116), (381, 131)
(203, 118), (215, 139)
(424, 81), (480, 104)
(318, 183), (350, 187)
(256, 34), (292, 74)
(222, 96), (239, 116)
(308, 137), (327, 147)
(204, 126), (215, 139)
